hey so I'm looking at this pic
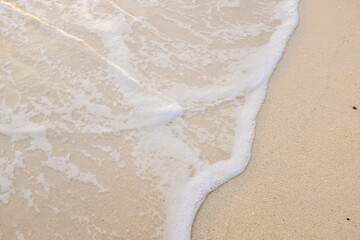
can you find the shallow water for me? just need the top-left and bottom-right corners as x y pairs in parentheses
(0, 0), (298, 239)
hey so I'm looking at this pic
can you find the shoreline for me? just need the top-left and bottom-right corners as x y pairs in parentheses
(192, 0), (360, 239)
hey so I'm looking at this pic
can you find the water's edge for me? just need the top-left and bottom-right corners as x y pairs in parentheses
(183, 3), (300, 239)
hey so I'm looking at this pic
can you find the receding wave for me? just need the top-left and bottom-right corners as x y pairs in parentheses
(0, 0), (298, 239)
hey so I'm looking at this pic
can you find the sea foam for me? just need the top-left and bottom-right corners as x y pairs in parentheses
(0, 0), (299, 239)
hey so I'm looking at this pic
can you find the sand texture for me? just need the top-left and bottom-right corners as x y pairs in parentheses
(192, 0), (360, 239)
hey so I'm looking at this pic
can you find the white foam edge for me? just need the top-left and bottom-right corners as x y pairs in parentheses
(166, 1), (300, 239)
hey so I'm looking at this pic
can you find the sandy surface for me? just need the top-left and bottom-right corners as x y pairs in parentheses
(192, 0), (360, 239)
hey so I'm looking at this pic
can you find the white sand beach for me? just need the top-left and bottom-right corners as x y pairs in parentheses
(192, 0), (360, 239)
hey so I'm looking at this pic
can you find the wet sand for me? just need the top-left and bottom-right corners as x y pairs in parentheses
(0, 1), (300, 239)
(192, 0), (360, 239)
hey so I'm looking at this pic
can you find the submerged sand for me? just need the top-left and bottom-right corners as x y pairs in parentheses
(192, 0), (360, 239)
(0, 1), (299, 239)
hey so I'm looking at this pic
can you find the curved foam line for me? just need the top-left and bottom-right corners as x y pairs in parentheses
(165, 1), (300, 239)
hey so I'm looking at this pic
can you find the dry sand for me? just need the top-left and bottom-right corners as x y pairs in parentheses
(192, 0), (360, 239)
